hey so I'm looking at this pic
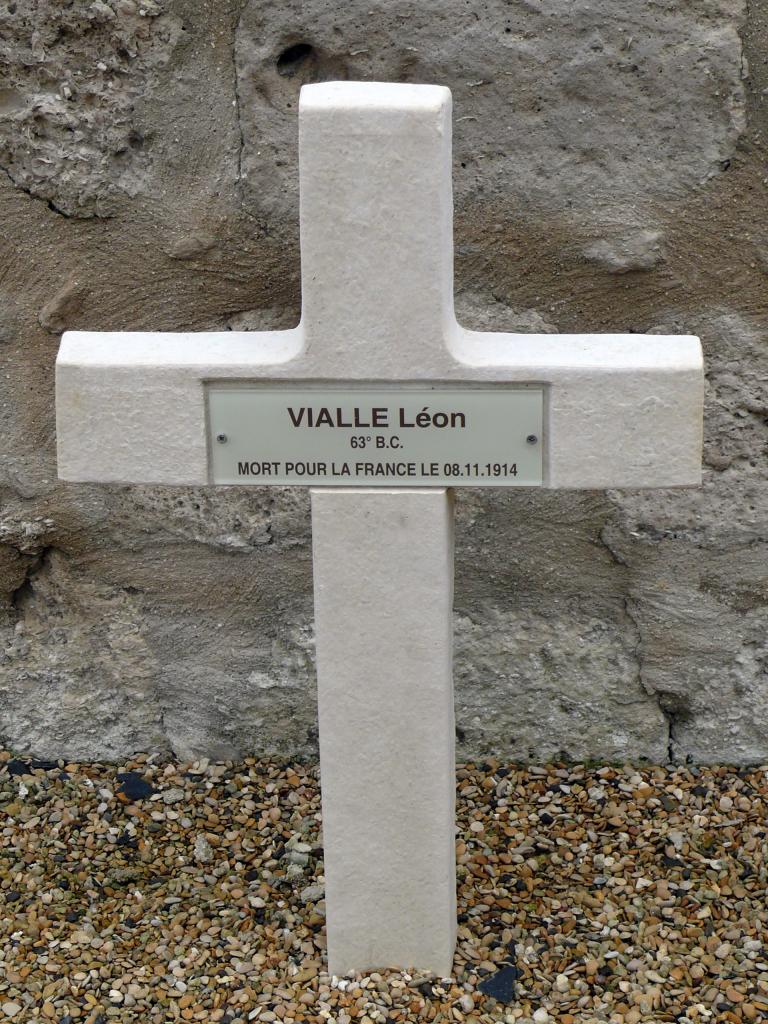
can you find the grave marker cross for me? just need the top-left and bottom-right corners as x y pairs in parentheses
(57, 82), (703, 977)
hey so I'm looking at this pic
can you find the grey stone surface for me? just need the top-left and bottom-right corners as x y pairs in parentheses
(1, 0), (766, 763)
(236, 0), (745, 226)
(0, 0), (182, 217)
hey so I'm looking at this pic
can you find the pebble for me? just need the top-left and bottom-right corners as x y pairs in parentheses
(300, 882), (325, 904)
(193, 833), (213, 863)
(1, 753), (767, 1023)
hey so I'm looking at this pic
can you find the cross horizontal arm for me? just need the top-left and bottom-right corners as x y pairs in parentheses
(56, 328), (702, 488)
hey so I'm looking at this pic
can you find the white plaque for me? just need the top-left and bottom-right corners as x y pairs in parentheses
(207, 385), (544, 487)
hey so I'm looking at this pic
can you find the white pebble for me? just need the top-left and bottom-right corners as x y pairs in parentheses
(459, 994), (474, 1013)
(194, 834), (213, 863)
(555, 973), (570, 992)
(668, 830), (684, 850)
(109, 990), (123, 1003)
(533, 1010), (550, 1024)
(2, 1005), (22, 1020)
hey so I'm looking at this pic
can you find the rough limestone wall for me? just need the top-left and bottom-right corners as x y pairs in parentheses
(1, 0), (766, 764)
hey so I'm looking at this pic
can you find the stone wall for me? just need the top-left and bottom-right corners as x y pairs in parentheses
(1, 0), (766, 763)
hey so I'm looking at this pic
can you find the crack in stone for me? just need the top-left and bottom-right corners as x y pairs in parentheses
(232, 7), (247, 203)
(156, 701), (177, 760)
(6, 545), (178, 760)
(113, 578), (177, 760)
(2, 166), (71, 219)
(1, 162), (116, 221)
(667, 711), (677, 765)
(598, 526), (676, 763)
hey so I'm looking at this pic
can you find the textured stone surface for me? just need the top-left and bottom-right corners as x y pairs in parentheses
(235, 0), (745, 226)
(1, 0), (765, 764)
(0, 0), (182, 217)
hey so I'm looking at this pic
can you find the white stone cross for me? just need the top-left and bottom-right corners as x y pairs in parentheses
(56, 82), (703, 977)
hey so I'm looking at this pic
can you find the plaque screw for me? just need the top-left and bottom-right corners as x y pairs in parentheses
(526, 434), (538, 445)
(216, 433), (228, 444)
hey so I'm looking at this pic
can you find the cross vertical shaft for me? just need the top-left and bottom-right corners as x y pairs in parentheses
(312, 488), (456, 976)
(301, 86), (460, 974)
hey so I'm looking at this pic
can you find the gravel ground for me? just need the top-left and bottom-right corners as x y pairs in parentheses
(1, 753), (767, 1024)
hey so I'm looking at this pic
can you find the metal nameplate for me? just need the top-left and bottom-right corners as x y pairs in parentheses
(207, 385), (544, 487)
